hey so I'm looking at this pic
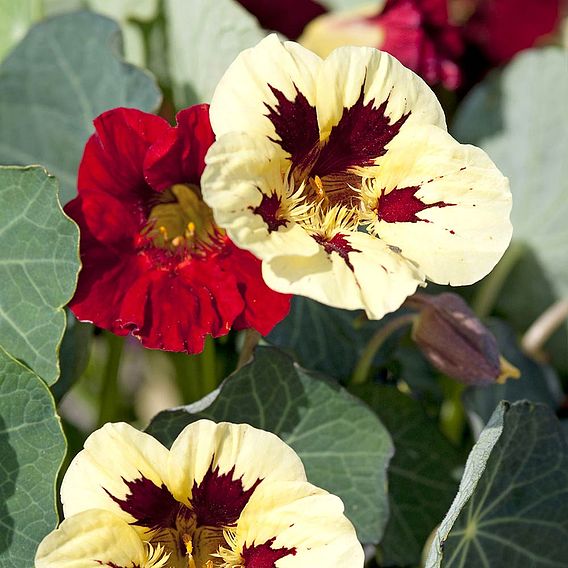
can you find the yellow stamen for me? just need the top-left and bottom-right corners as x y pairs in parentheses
(185, 221), (196, 238)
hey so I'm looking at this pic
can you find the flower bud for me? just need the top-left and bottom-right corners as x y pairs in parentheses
(408, 293), (520, 385)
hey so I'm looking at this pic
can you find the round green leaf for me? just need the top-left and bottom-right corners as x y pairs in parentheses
(426, 401), (568, 567)
(0, 348), (66, 567)
(353, 384), (463, 567)
(147, 346), (394, 544)
(165, 0), (265, 107)
(0, 167), (80, 384)
(0, 0), (42, 62)
(0, 11), (161, 204)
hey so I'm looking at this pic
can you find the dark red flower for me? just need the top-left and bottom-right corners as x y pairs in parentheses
(236, 0), (327, 39)
(464, 0), (565, 65)
(66, 105), (290, 353)
(369, 0), (464, 89)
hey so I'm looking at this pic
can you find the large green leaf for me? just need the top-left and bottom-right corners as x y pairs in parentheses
(463, 320), (563, 432)
(0, 11), (161, 204)
(0, 348), (66, 567)
(164, 0), (265, 107)
(0, 167), (80, 384)
(267, 296), (400, 381)
(426, 401), (568, 567)
(453, 48), (568, 301)
(0, 0), (42, 62)
(147, 346), (394, 544)
(353, 384), (462, 567)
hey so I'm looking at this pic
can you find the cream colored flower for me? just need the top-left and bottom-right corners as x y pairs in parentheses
(201, 35), (512, 320)
(35, 420), (363, 568)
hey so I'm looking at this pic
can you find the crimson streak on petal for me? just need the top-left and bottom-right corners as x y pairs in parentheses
(377, 185), (454, 223)
(314, 233), (361, 272)
(190, 464), (263, 527)
(265, 84), (319, 168)
(105, 475), (182, 531)
(311, 85), (410, 179)
(250, 192), (288, 233)
(242, 537), (297, 567)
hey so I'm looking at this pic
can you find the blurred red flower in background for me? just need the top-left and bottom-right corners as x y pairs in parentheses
(464, 0), (565, 65)
(65, 105), (290, 353)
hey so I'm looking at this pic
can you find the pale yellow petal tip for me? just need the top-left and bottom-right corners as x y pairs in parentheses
(299, 4), (384, 58)
(496, 356), (521, 384)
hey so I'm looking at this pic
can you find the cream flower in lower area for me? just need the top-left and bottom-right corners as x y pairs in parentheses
(35, 420), (363, 568)
(202, 35), (513, 320)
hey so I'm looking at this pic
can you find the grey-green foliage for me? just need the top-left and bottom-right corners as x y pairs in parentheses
(0, 348), (66, 568)
(164, 0), (265, 107)
(353, 384), (462, 567)
(268, 296), (398, 381)
(147, 346), (394, 544)
(0, 167), (80, 384)
(0, 11), (161, 204)
(464, 320), (563, 432)
(453, 48), (568, 301)
(426, 401), (568, 567)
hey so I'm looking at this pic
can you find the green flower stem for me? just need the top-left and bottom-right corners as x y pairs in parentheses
(171, 352), (203, 403)
(472, 241), (526, 318)
(97, 333), (124, 427)
(172, 337), (219, 403)
(351, 314), (417, 385)
(199, 335), (218, 397)
(237, 329), (262, 370)
(439, 377), (466, 446)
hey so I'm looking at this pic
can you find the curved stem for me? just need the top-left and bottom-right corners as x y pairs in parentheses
(351, 314), (417, 385)
(97, 333), (124, 427)
(237, 329), (262, 370)
(472, 241), (526, 318)
(522, 298), (568, 357)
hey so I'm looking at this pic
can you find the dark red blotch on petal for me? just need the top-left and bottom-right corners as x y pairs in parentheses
(250, 192), (289, 233)
(265, 85), (319, 169)
(236, 0), (327, 39)
(242, 537), (297, 567)
(96, 562), (141, 568)
(190, 463), (262, 527)
(377, 185), (454, 223)
(311, 86), (410, 179)
(105, 475), (183, 531)
(313, 233), (360, 272)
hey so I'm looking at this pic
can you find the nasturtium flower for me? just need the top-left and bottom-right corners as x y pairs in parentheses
(201, 36), (512, 321)
(66, 105), (290, 353)
(35, 420), (363, 568)
(299, 0), (464, 89)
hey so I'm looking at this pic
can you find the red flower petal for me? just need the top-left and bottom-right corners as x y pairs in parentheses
(219, 241), (291, 335)
(465, 0), (563, 64)
(68, 105), (290, 352)
(236, 0), (327, 39)
(144, 104), (215, 191)
(78, 107), (171, 200)
(117, 257), (244, 353)
(373, 0), (463, 89)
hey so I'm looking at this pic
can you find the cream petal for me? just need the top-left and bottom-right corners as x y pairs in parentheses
(210, 34), (321, 147)
(60, 422), (171, 527)
(35, 510), (147, 568)
(262, 230), (424, 319)
(233, 481), (364, 567)
(167, 420), (307, 507)
(202, 132), (320, 260)
(316, 45), (446, 144)
(299, 5), (385, 59)
(368, 125), (513, 285)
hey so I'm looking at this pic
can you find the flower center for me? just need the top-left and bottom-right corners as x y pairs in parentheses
(143, 184), (216, 252)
